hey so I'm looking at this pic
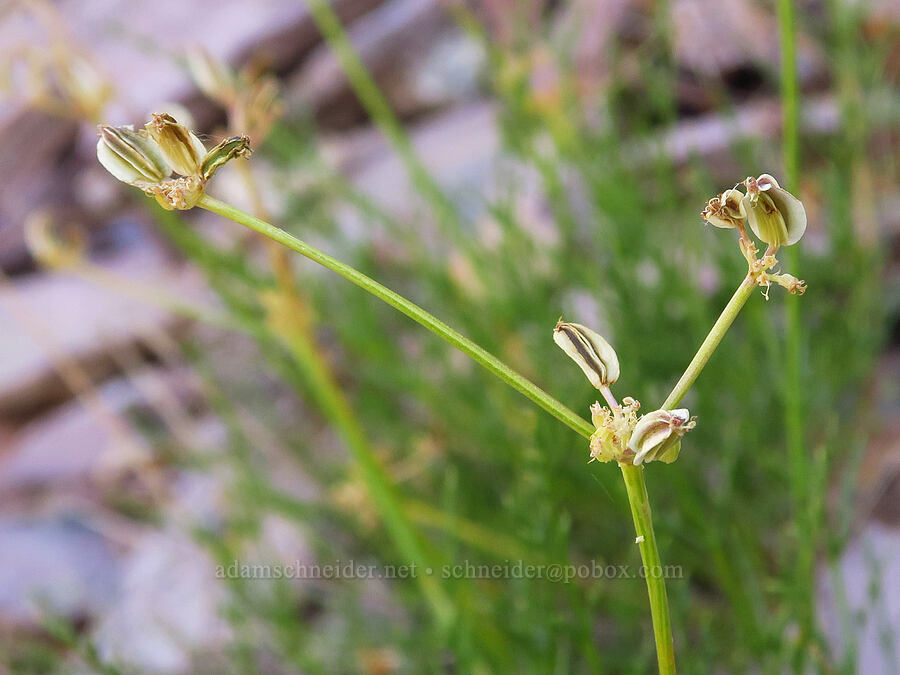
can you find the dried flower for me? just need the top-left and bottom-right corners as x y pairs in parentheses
(589, 398), (640, 463)
(627, 409), (696, 466)
(553, 320), (620, 389)
(742, 174), (807, 247)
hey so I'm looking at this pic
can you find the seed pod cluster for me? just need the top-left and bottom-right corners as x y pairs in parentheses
(96, 114), (251, 210)
(701, 173), (807, 248)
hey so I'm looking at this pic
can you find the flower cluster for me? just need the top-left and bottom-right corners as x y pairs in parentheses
(554, 321), (695, 466)
(96, 113), (251, 210)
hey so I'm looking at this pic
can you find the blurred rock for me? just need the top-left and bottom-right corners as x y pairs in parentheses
(92, 529), (231, 674)
(819, 523), (900, 672)
(0, 516), (119, 628)
(0, 366), (205, 499)
(0, 110), (81, 275)
(0, 239), (210, 420)
(672, 0), (824, 85)
(330, 100), (499, 220)
(288, 0), (484, 128)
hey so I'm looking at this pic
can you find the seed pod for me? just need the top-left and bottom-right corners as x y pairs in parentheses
(201, 135), (252, 181)
(96, 124), (171, 186)
(553, 320), (620, 389)
(742, 174), (806, 247)
(627, 408), (695, 466)
(145, 112), (207, 176)
(702, 188), (746, 229)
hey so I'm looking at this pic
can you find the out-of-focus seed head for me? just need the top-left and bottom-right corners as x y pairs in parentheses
(24, 210), (86, 269)
(96, 124), (171, 186)
(627, 408), (696, 466)
(233, 74), (283, 144)
(185, 47), (237, 106)
(742, 174), (807, 247)
(702, 188), (746, 229)
(54, 51), (113, 122)
(201, 135), (252, 181)
(145, 112), (207, 177)
(553, 320), (620, 389)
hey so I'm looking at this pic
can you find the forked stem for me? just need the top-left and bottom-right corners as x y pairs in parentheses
(199, 194), (758, 675)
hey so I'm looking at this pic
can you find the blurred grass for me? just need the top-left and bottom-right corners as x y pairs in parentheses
(7, 1), (895, 673)
(147, 2), (898, 672)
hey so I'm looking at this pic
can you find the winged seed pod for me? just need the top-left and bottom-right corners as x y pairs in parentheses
(145, 113), (207, 177)
(701, 188), (746, 229)
(96, 125), (171, 187)
(553, 320), (620, 389)
(742, 174), (807, 247)
(627, 409), (696, 466)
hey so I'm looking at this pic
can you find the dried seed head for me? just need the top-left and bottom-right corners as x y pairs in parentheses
(145, 112), (207, 176)
(201, 135), (252, 181)
(185, 47), (237, 106)
(553, 320), (620, 389)
(742, 174), (807, 247)
(702, 188), (746, 229)
(627, 408), (696, 466)
(96, 124), (171, 186)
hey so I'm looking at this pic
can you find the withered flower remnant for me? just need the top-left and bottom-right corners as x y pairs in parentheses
(628, 409), (696, 466)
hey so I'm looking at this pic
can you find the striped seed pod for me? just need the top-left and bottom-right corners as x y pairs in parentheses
(553, 320), (620, 389)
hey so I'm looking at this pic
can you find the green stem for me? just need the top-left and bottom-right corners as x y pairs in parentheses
(199, 195), (594, 440)
(620, 463), (675, 675)
(661, 276), (755, 410)
(777, 1), (812, 667)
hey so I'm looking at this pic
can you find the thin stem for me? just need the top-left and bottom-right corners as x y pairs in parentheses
(778, 0), (812, 666)
(620, 463), (675, 675)
(661, 276), (756, 410)
(199, 195), (594, 440)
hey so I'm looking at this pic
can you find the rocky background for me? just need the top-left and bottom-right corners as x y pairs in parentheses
(1, 0), (899, 672)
